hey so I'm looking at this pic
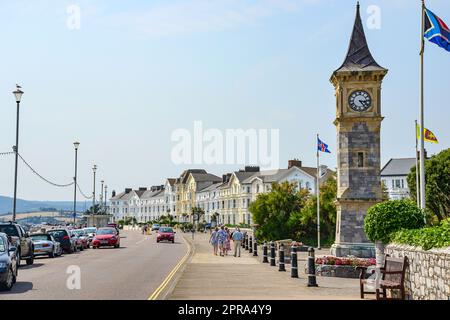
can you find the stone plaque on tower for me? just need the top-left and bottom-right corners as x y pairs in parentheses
(330, 2), (388, 258)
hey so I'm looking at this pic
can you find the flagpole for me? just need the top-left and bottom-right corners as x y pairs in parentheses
(316, 134), (321, 250)
(415, 120), (421, 208)
(419, 0), (427, 212)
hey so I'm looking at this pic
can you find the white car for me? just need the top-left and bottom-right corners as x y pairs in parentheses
(31, 233), (62, 258)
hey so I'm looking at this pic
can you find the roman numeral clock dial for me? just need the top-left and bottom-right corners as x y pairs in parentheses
(348, 90), (372, 112)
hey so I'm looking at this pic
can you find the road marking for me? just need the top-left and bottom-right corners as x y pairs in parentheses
(147, 236), (191, 300)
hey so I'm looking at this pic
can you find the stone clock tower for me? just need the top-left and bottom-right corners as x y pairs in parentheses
(330, 3), (388, 258)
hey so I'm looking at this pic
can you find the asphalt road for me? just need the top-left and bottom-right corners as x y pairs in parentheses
(0, 229), (187, 300)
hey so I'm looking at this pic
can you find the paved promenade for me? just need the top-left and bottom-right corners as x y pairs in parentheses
(168, 233), (365, 300)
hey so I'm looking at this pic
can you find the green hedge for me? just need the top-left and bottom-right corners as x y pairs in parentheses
(391, 219), (450, 250)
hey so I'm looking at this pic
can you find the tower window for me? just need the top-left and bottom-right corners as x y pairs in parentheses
(357, 152), (364, 168)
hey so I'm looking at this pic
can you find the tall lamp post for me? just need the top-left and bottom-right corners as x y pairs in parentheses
(12, 86), (24, 222)
(100, 180), (104, 212)
(73, 142), (80, 225)
(92, 165), (97, 213)
(104, 185), (108, 213)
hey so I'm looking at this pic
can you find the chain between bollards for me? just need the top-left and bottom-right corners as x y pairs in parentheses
(307, 247), (318, 287)
(262, 242), (268, 263)
(278, 243), (286, 272)
(291, 243), (298, 278)
(270, 241), (276, 267)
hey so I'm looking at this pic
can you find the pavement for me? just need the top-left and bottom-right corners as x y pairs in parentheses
(0, 229), (187, 300)
(168, 233), (364, 300)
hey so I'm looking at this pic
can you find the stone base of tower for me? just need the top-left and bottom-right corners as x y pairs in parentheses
(330, 243), (375, 258)
(331, 198), (379, 258)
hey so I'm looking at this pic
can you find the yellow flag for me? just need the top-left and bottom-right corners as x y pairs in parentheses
(417, 124), (439, 144)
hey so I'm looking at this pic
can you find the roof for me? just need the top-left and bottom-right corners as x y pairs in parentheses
(198, 182), (222, 193)
(234, 171), (258, 182)
(166, 178), (176, 186)
(334, 2), (386, 73)
(190, 173), (222, 183)
(381, 158), (416, 177)
(140, 189), (165, 200)
(110, 191), (136, 201)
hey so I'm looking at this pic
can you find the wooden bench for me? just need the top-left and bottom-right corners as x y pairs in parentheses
(359, 255), (408, 300)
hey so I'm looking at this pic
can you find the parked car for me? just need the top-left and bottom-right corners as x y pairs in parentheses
(72, 230), (89, 250)
(69, 231), (84, 251)
(157, 227), (175, 243)
(151, 223), (160, 231)
(92, 228), (120, 249)
(83, 227), (97, 246)
(0, 222), (34, 266)
(47, 229), (77, 254)
(107, 223), (120, 234)
(30, 233), (62, 258)
(0, 233), (18, 291)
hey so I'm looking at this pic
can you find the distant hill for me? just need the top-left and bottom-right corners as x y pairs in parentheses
(0, 195), (88, 215)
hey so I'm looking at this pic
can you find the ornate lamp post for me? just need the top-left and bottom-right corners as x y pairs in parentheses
(12, 86), (24, 222)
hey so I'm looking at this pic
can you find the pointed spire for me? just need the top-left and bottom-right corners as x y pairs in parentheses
(335, 2), (386, 73)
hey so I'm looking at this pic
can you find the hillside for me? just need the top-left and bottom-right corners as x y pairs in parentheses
(0, 195), (89, 215)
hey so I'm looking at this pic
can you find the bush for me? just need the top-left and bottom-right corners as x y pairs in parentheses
(364, 200), (425, 244)
(391, 218), (450, 250)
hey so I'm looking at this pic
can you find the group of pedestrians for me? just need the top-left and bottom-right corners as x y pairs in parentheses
(209, 226), (244, 257)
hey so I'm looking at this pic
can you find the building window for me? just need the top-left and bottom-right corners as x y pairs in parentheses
(357, 152), (364, 168)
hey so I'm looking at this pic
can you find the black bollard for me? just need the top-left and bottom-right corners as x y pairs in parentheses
(278, 243), (286, 272)
(242, 233), (246, 248)
(245, 234), (249, 250)
(270, 241), (276, 266)
(253, 238), (258, 257)
(249, 236), (253, 253)
(262, 242), (268, 263)
(307, 247), (318, 287)
(291, 243), (298, 278)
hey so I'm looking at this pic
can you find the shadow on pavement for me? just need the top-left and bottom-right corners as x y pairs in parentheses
(19, 263), (45, 270)
(0, 281), (33, 294)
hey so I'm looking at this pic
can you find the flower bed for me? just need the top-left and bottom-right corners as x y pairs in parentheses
(316, 256), (376, 267)
(311, 256), (376, 279)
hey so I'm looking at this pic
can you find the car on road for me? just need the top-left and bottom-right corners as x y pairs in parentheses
(156, 227), (175, 243)
(151, 223), (160, 231)
(0, 222), (34, 266)
(30, 233), (63, 258)
(70, 230), (84, 251)
(72, 229), (89, 250)
(92, 227), (120, 249)
(0, 232), (18, 291)
(47, 229), (77, 254)
(83, 227), (97, 246)
(107, 223), (120, 234)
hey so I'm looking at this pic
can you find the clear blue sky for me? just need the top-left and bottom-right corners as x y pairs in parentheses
(0, 0), (449, 201)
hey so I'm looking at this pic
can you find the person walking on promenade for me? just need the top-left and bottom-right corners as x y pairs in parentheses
(224, 227), (231, 256)
(232, 228), (243, 257)
(209, 227), (219, 255)
(217, 226), (228, 257)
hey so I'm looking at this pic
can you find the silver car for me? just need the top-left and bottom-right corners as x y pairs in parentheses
(83, 227), (97, 247)
(31, 233), (62, 258)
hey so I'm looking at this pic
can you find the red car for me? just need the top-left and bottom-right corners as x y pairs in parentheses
(92, 228), (120, 249)
(157, 227), (175, 243)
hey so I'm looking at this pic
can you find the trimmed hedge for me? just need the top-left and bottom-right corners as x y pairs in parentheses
(364, 200), (425, 244)
(391, 218), (450, 250)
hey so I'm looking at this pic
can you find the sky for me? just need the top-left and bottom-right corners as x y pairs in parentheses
(0, 0), (449, 201)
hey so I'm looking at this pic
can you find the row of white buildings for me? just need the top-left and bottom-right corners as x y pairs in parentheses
(109, 159), (333, 226)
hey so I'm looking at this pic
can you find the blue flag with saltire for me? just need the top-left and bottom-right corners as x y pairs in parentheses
(317, 138), (331, 154)
(424, 8), (450, 52)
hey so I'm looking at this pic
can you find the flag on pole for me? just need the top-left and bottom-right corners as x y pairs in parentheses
(424, 7), (450, 52)
(416, 123), (439, 144)
(317, 138), (331, 153)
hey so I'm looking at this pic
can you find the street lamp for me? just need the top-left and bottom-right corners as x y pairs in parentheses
(12, 86), (24, 222)
(104, 185), (108, 212)
(100, 180), (104, 212)
(73, 141), (80, 225)
(92, 165), (97, 213)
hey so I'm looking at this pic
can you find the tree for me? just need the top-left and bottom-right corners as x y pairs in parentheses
(407, 148), (450, 223)
(288, 176), (337, 246)
(249, 182), (309, 242)
(364, 199), (425, 266)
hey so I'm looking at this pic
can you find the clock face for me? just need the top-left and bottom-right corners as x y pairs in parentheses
(348, 90), (372, 112)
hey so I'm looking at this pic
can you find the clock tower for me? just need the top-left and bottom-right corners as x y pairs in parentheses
(330, 2), (388, 258)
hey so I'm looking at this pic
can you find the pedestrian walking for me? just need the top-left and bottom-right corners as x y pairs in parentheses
(209, 227), (219, 256)
(232, 228), (243, 257)
(217, 226), (228, 257)
(224, 227), (231, 256)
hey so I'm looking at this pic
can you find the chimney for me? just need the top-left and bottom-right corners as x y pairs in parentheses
(139, 187), (147, 191)
(244, 166), (260, 172)
(288, 159), (302, 169)
(222, 175), (228, 183)
(112, 190), (116, 197)
(125, 188), (132, 194)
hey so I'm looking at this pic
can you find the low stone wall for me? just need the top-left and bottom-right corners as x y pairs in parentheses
(385, 244), (450, 300)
